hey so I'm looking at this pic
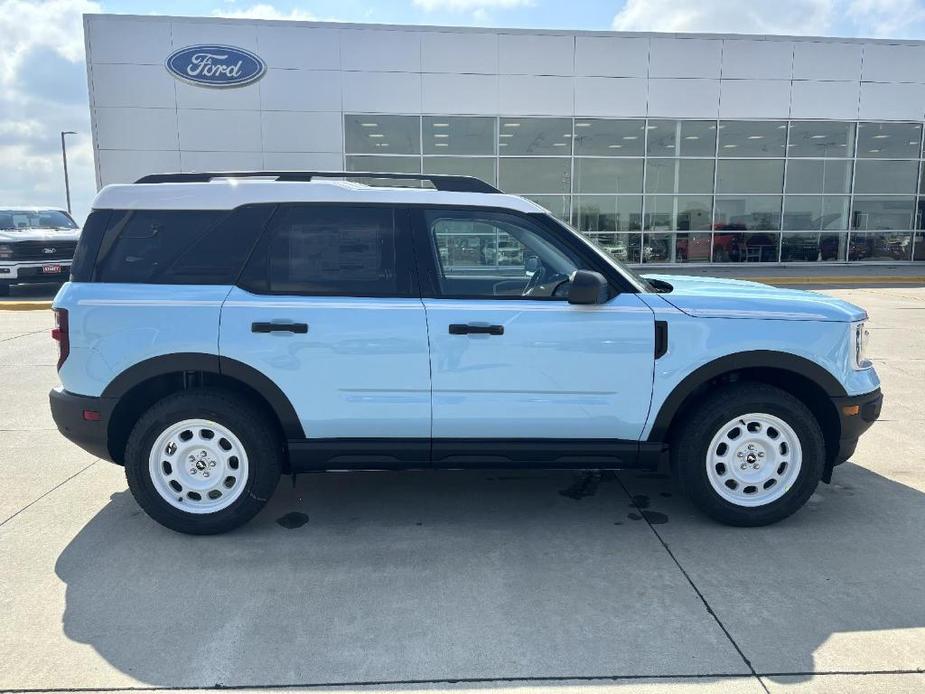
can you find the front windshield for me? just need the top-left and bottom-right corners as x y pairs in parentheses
(547, 214), (651, 293)
(0, 209), (78, 231)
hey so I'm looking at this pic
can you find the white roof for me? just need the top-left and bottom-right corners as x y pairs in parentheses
(0, 206), (69, 213)
(92, 179), (545, 214)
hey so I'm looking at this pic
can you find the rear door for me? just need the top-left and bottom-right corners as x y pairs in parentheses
(412, 207), (655, 466)
(220, 204), (431, 467)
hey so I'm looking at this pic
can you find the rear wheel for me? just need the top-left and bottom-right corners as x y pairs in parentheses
(672, 383), (825, 526)
(124, 389), (281, 534)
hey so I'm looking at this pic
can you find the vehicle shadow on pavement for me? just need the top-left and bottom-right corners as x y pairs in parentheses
(54, 463), (925, 689)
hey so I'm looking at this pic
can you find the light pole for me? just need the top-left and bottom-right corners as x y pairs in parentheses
(60, 131), (77, 214)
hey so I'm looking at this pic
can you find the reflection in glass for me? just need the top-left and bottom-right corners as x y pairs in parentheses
(644, 195), (713, 231)
(573, 196), (643, 232)
(718, 121), (787, 157)
(423, 116), (496, 155)
(780, 233), (847, 262)
(499, 117), (572, 155)
(716, 160), (784, 194)
(857, 122), (922, 158)
(423, 157), (497, 185)
(853, 160), (919, 194)
(645, 159), (714, 194)
(585, 232), (641, 263)
(499, 158), (571, 194)
(848, 232), (913, 261)
(712, 232), (781, 262)
(851, 196), (916, 230)
(346, 155), (422, 186)
(573, 119), (646, 156)
(574, 158), (644, 194)
(782, 196), (849, 231)
(785, 159), (852, 194)
(715, 196), (782, 231)
(524, 195), (570, 222)
(643, 232), (713, 263)
(344, 114), (421, 154)
(787, 122), (855, 158)
(646, 120), (717, 157)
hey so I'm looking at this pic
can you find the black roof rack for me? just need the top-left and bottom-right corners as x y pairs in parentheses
(133, 170), (502, 194)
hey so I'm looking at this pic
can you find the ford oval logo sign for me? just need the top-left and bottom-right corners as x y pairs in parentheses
(165, 45), (266, 88)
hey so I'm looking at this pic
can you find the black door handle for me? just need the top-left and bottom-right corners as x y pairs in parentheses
(251, 322), (308, 334)
(449, 323), (504, 336)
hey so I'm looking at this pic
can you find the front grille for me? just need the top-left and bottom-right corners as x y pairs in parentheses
(9, 241), (77, 261)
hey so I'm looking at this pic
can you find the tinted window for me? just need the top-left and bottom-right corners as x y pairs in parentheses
(70, 210), (111, 282)
(249, 205), (412, 297)
(94, 210), (226, 283)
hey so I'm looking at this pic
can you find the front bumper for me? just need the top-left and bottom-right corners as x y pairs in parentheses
(830, 387), (883, 468)
(49, 387), (116, 462)
(0, 261), (71, 283)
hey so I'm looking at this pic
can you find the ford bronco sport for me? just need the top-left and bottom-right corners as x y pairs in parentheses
(49, 171), (882, 534)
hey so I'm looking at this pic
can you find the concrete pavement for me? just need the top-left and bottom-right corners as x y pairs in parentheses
(1, 288), (923, 694)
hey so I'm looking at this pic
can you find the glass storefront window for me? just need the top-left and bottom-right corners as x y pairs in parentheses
(346, 155), (421, 186)
(524, 195), (570, 222)
(645, 159), (714, 194)
(422, 116), (495, 155)
(857, 122), (922, 158)
(573, 196), (643, 232)
(643, 232), (713, 263)
(718, 121), (787, 157)
(780, 233), (847, 262)
(788, 121), (855, 158)
(851, 196), (917, 230)
(715, 196), (782, 230)
(782, 196), (850, 231)
(716, 160), (784, 194)
(712, 232), (781, 262)
(499, 158), (571, 194)
(423, 157), (497, 185)
(646, 120), (717, 157)
(643, 195), (713, 231)
(574, 158), (644, 194)
(499, 117), (572, 155)
(848, 232), (913, 261)
(345, 114), (420, 155)
(853, 160), (919, 194)
(785, 159), (852, 194)
(573, 119), (646, 156)
(585, 232), (641, 263)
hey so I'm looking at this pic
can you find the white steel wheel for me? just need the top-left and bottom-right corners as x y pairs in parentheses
(705, 412), (803, 508)
(148, 418), (250, 514)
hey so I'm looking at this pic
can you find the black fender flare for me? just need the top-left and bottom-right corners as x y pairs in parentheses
(647, 350), (846, 442)
(101, 352), (303, 439)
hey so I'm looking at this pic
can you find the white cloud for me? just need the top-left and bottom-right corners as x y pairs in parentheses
(848, 0), (925, 37)
(211, 3), (319, 21)
(412, 0), (534, 12)
(612, 0), (837, 35)
(0, 0), (99, 222)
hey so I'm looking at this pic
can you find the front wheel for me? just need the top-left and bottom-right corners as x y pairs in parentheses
(124, 389), (282, 534)
(672, 383), (825, 526)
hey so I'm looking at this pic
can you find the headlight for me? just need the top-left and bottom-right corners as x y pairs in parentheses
(851, 320), (871, 370)
(0, 244), (12, 260)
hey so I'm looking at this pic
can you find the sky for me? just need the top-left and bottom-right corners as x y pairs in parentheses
(2, 0), (925, 223)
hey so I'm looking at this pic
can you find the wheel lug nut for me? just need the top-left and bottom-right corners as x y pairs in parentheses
(209, 461), (216, 468)
(203, 471), (210, 478)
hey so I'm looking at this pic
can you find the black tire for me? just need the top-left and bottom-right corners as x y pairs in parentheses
(671, 383), (825, 527)
(124, 389), (282, 534)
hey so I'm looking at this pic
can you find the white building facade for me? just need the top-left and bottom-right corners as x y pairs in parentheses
(85, 13), (925, 265)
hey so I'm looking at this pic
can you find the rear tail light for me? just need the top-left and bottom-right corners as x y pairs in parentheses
(52, 308), (69, 371)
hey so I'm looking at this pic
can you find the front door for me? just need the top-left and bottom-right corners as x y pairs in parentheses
(220, 204), (431, 467)
(413, 208), (655, 466)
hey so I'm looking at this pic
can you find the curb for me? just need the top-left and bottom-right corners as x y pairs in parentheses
(749, 276), (925, 286)
(0, 301), (53, 311)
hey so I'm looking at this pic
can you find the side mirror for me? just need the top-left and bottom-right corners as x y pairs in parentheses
(568, 270), (610, 305)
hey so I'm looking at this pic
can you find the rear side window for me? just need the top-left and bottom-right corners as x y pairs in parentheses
(70, 210), (111, 282)
(91, 207), (272, 285)
(240, 205), (414, 297)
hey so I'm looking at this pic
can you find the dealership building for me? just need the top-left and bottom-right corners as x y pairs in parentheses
(84, 13), (925, 265)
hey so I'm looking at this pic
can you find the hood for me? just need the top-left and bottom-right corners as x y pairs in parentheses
(0, 227), (81, 243)
(643, 273), (867, 323)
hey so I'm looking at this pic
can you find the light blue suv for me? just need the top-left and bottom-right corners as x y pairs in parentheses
(49, 171), (882, 534)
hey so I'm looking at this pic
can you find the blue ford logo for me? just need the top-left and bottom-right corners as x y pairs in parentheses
(165, 44), (266, 88)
